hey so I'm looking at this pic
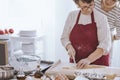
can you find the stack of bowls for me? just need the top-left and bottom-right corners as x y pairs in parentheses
(19, 30), (36, 37)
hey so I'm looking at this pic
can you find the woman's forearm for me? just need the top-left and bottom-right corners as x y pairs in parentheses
(87, 48), (104, 63)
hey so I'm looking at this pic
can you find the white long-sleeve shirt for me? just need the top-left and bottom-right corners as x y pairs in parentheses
(61, 9), (111, 54)
(95, 0), (120, 38)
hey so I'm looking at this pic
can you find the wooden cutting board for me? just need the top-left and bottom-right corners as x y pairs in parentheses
(45, 60), (120, 79)
(45, 60), (105, 75)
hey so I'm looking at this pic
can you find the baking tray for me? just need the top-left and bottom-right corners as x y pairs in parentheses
(40, 60), (54, 73)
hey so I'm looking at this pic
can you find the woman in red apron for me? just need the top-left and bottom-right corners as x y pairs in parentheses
(61, 0), (111, 68)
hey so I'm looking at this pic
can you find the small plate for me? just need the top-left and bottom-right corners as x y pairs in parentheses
(0, 34), (10, 40)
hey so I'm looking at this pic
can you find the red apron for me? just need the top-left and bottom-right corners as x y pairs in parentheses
(70, 11), (109, 66)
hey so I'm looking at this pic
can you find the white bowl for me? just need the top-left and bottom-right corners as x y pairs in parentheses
(19, 30), (36, 37)
(0, 34), (10, 40)
(10, 54), (41, 72)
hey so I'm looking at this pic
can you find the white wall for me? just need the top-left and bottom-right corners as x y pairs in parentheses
(55, 0), (77, 62)
(0, 0), (56, 61)
(0, 0), (8, 29)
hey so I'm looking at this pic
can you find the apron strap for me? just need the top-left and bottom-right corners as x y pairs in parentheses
(91, 12), (95, 23)
(75, 11), (81, 25)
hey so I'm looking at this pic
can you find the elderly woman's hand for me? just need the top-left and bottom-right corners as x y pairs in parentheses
(76, 58), (91, 69)
(113, 35), (120, 40)
(66, 44), (76, 59)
